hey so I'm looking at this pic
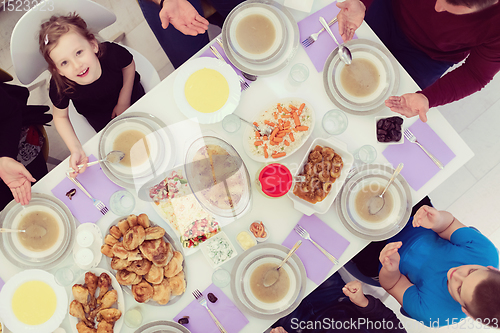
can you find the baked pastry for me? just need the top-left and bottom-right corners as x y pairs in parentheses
(168, 271), (186, 296)
(127, 214), (139, 228)
(164, 251), (183, 278)
(112, 242), (128, 259)
(152, 278), (171, 305)
(116, 270), (141, 285)
(127, 248), (142, 262)
(140, 238), (173, 267)
(109, 226), (122, 239)
(127, 259), (152, 276)
(137, 213), (150, 228)
(111, 257), (130, 271)
(104, 234), (119, 246)
(132, 279), (154, 303)
(117, 219), (130, 235)
(145, 264), (163, 284)
(145, 226), (165, 240)
(123, 225), (146, 250)
(100, 244), (114, 258)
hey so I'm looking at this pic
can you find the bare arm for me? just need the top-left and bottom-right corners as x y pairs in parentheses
(379, 242), (413, 306)
(112, 61), (136, 118)
(0, 157), (36, 205)
(148, 0), (208, 35)
(52, 105), (88, 176)
(412, 205), (466, 241)
(336, 0), (366, 42)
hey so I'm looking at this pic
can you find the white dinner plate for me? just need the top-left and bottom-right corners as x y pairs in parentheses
(68, 268), (125, 333)
(173, 57), (241, 124)
(0, 270), (67, 333)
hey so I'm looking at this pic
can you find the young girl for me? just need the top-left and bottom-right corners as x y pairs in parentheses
(39, 13), (145, 174)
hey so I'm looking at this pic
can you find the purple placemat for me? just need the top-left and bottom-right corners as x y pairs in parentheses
(200, 43), (252, 89)
(174, 284), (249, 333)
(282, 215), (350, 285)
(298, 2), (358, 72)
(0, 277), (4, 292)
(51, 155), (123, 223)
(382, 120), (456, 191)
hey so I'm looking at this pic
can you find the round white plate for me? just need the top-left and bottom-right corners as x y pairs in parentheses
(242, 98), (315, 163)
(68, 268), (125, 333)
(0, 270), (67, 333)
(222, 0), (299, 76)
(173, 57), (241, 124)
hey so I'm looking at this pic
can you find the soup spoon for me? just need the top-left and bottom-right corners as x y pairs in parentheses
(263, 240), (302, 287)
(67, 150), (125, 173)
(319, 16), (352, 65)
(0, 228), (26, 233)
(367, 163), (404, 215)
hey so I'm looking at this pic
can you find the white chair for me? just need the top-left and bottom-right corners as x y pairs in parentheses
(10, 0), (160, 144)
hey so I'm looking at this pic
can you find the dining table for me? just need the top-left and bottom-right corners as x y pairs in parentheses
(0, 0), (474, 332)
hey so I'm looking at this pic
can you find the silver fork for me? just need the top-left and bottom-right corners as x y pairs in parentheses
(403, 128), (444, 169)
(294, 224), (339, 265)
(66, 173), (109, 215)
(209, 45), (250, 91)
(192, 289), (227, 333)
(301, 17), (338, 48)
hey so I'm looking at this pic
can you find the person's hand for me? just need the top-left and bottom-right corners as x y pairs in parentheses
(0, 157), (36, 205)
(160, 0), (209, 36)
(413, 205), (444, 229)
(336, 0), (366, 42)
(69, 148), (88, 177)
(379, 241), (402, 272)
(385, 93), (429, 122)
(270, 327), (288, 333)
(111, 102), (129, 118)
(343, 280), (369, 307)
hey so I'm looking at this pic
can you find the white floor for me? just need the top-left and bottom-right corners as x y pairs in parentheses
(1, 1), (500, 332)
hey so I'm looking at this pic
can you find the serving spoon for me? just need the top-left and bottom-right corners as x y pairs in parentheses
(230, 114), (273, 137)
(67, 150), (125, 173)
(263, 240), (302, 287)
(0, 228), (26, 233)
(368, 163), (404, 215)
(319, 16), (352, 65)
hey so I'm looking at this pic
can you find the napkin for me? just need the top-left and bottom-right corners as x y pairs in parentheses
(298, 2), (358, 72)
(201, 42), (252, 89)
(282, 215), (350, 285)
(173, 284), (249, 333)
(0, 277), (4, 292)
(382, 120), (456, 191)
(51, 155), (123, 223)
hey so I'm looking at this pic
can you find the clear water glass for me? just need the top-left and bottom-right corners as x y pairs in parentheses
(222, 114), (241, 133)
(109, 190), (135, 216)
(322, 109), (348, 135)
(353, 145), (378, 164)
(212, 267), (231, 288)
(124, 306), (143, 328)
(288, 63), (309, 85)
(54, 265), (83, 287)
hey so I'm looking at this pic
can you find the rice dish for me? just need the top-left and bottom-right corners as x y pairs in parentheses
(248, 99), (313, 159)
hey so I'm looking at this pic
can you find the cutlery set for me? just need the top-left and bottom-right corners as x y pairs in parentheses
(192, 289), (228, 333)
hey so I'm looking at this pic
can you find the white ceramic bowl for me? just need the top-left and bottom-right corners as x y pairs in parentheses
(288, 136), (354, 216)
(375, 116), (404, 145)
(200, 231), (238, 268)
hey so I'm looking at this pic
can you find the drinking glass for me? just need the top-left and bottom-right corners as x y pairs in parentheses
(353, 145), (378, 164)
(322, 109), (348, 135)
(288, 63), (309, 85)
(212, 267), (231, 288)
(222, 114), (241, 133)
(54, 265), (83, 287)
(109, 190), (135, 216)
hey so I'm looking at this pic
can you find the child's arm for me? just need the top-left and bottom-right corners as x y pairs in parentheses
(52, 106), (88, 175)
(412, 205), (466, 241)
(112, 60), (136, 118)
(379, 241), (413, 306)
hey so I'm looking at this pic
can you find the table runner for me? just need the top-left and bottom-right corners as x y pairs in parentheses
(383, 120), (456, 191)
(298, 2), (358, 72)
(282, 214), (350, 285)
(174, 284), (249, 333)
(51, 155), (123, 223)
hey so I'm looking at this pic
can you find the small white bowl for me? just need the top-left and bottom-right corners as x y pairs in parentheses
(235, 230), (257, 251)
(375, 116), (404, 145)
(249, 221), (269, 242)
(200, 231), (238, 268)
